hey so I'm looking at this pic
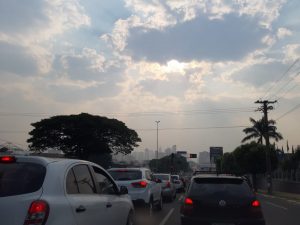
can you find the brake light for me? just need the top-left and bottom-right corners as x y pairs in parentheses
(252, 200), (260, 207)
(181, 197), (194, 215)
(0, 156), (16, 163)
(24, 200), (49, 225)
(166, 181), (171, 188)
(185, 197), (193, 205)
(131, 181), (148, 188)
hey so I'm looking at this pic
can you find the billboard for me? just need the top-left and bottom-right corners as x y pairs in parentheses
(210, 147), (223, 163)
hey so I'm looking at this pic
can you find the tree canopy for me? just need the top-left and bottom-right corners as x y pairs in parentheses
(242, 117), (283, 144)
(149, 154), (191, 174)
(27, 113), (141, 159)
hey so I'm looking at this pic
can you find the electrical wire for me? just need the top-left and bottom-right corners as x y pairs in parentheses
(275, 103), (300, 121)
(261, 58), (299, 100)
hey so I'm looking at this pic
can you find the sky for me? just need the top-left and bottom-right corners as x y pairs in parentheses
(1, 0), (300, 154)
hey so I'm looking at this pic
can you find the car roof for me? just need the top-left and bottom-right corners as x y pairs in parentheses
(192, 174), (243, 180)
(1, 155), (98, 168)
(108, 167), (149, 171)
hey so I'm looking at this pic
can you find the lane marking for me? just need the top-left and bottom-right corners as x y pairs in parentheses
(264, 201), (288, 211)
(159, 208), (174, 225)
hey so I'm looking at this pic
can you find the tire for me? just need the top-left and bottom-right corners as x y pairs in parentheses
(126, 211), (134, 225)
(155, 195), (163, 211)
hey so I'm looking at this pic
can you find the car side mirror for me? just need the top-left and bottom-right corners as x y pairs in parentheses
(119, 186), (128, 195)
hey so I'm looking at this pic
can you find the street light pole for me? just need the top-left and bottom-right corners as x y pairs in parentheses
(155, 120), (160, 172)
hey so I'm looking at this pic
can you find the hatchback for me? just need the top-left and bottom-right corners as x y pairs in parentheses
(0, 155), (134, 225)
(180, 175), (265, 225)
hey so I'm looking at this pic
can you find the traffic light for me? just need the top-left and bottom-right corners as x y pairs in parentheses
(189, 153), (197, 158)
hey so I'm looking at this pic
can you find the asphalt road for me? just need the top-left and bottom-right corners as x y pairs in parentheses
(135, 193), (300, 225)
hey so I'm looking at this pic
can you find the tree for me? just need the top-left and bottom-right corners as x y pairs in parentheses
(220, 152), (240, 175)
(232, 142), (278, 191)
(242, 117), (283, 144)
(149, 154), (191, 174)
(27, 113), (141, 166)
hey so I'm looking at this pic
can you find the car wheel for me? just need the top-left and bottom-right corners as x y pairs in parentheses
(126, 211), (134, 225)
(155, 196), (163, 211)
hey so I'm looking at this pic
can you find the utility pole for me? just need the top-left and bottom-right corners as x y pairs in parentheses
(255, 100), (277, 195)
(155, 121), (160, 172)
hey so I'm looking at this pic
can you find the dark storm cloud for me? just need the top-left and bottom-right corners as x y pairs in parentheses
(126, 14), (268, 63)
(232, 62), (288, 87)
(0, 42), (38, 76)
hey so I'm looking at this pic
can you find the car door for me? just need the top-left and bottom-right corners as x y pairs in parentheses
(91, 165), (129, 225)
(65, 164), (110, 225)
(145, 170), (160, 202)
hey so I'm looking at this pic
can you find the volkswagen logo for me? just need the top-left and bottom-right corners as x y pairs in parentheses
(219, 200), (226, 207)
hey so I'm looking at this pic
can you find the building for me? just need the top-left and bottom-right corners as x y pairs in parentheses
(198, 151), (210, 164)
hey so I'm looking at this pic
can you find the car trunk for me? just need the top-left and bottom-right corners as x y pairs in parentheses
(0, 159), (46, 225)
(189, 195), (258, 220)
(0, 191), (43, 225)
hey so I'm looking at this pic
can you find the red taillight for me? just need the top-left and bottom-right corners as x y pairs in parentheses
(166, 181), (171, 188)
(0, 156), (16, 163)
(252, 200), (260, 207)
(181, 197), (194, 215)
(24, 200), (49, 225)
(131, 181), (148, 188)
(185, 198), (193, 205)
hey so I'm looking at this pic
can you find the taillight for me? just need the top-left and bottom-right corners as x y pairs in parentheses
(252, 200), (260, 207)
(166, 181), (171, 188)
(185, 197), (193, 205)
(181, 197), (194, 215)
(24, 200), (49, 225)
(0, 156), (16, 163)
(131, 181), (148, 188)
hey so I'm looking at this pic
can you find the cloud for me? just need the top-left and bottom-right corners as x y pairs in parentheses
(0, 42), (38, 76)
(232, 61), (287, 87)
(126, 14), (268, 63)
(277, 27), (292, 39)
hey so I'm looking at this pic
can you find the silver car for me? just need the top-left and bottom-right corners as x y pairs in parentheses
(153, 173), (176, 202)
(0, 155), (134, 225)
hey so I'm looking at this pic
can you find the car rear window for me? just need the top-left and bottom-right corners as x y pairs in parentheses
(171, 175), (179, 180)
(190, 178), (252, 198)
(0, 162), (46, 197)
(154, 174), (169, 181)
(109, 170), (142, 181)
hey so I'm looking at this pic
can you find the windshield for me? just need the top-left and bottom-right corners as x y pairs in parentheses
(0, 162), (46, 197)
(109, 170), (142, 181)
(190, 178), (252, 198)
(154, 174), (169, 181)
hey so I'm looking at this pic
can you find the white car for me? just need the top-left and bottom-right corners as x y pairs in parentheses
(108, 168), (163, 212)
(0, 155), (134, 225)
(171, 174), (184, 192)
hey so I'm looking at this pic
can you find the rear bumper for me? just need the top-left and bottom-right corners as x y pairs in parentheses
(181, 216), (265, 225)
(162, 188), (173, 197)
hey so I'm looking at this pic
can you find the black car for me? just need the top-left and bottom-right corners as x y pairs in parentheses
(180, 175), (265, 225)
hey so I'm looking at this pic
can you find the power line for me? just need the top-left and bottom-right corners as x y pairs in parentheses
(0, 107), (256, 118)
(276, 83), (299, 101)
(262, 58), (299, 100)
(269, 71), (300, 100)
(135, 125), (247, 131)
(275, 103), (300, 121)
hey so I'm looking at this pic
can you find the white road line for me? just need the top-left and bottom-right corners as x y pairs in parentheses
(264, 201), (288, 211)
(159, 208), (174, 225)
